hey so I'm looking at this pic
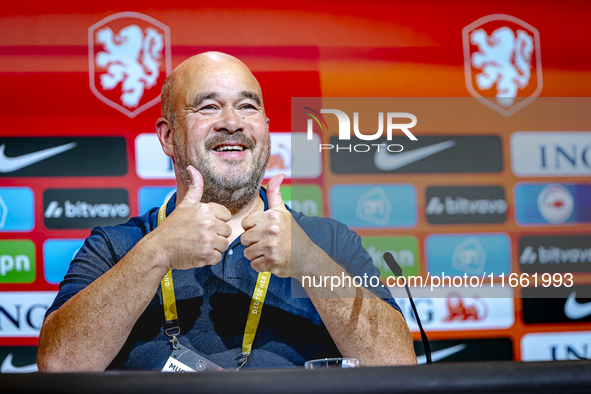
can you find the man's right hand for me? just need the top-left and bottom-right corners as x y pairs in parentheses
(156, 165), (232, 270)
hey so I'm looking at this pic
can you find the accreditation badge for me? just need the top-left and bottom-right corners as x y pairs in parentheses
(161, 343), (224, 373)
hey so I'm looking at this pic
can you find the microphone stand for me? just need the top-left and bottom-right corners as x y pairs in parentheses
(383, 252), (432, 364)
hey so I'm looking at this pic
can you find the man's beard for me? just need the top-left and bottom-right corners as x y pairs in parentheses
(173, 131), (270, 214)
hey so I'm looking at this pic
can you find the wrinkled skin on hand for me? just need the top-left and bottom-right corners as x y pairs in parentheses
(156, 165), (232, 271)
(241, 174), (312, 279)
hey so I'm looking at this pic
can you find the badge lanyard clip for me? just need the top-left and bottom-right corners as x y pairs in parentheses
(165, 326), (181, 350)
(236, 352), (249, 370)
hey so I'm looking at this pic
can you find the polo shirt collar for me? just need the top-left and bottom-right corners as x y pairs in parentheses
(165, 186), (272, 217)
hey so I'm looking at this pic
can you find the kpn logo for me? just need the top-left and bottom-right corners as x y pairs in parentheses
(303, 107), (417, 152)
(0, 240), (35, 284)
(280, 185), (323, 217)
(361, 236), (419, 278)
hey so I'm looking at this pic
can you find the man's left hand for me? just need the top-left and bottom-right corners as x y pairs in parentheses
(241, 174), (305, 278)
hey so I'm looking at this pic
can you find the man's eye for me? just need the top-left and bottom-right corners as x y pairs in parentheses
(200, 105), (215, 110)
(241, 104), (256, 110)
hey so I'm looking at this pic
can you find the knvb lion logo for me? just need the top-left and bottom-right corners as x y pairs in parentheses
(463, 14), (542, 117)
(88, 12), (172, 118)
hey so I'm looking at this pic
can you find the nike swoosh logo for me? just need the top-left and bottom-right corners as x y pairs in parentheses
(374, 140), (456, 171)
(417, 343), (466, 364)
(0, 354), (38, 373)
(564, 291), (591, 320)
(0, 142), (77, 173)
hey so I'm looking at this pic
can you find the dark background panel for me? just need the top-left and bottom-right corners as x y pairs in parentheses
(0, 137), (127, 177)
(414, 338), (514, 362)
(0, 346), (37, 372)
(522, 285), (591, 324)
(520, 235), (591, 273)
(426, 186), (506, 224)
(43, 188), (130, 229)
(330, 136), (503, 174)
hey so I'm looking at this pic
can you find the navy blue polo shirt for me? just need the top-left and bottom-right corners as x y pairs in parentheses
(46, 188), (401, 370)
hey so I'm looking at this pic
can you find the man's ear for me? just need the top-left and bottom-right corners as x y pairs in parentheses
(155, 117), (175, 158)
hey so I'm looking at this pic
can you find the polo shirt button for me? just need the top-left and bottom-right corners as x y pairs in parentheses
(228, 249), (233, 256)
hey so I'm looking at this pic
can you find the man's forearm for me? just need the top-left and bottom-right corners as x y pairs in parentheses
(297, 242), (417, 366)
(37, 232), (169, 372)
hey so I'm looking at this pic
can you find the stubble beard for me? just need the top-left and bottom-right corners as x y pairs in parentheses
(173, 130), (270, 214)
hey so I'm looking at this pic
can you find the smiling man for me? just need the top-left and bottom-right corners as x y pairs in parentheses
(37, 52), (416, 371)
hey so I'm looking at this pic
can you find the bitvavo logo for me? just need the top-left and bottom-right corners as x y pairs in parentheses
(303, 107), (417, 152)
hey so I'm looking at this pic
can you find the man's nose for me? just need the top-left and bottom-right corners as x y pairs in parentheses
(213, 107), (246, 134)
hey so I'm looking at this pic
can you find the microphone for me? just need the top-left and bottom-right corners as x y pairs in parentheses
(383, 252), (432, 365)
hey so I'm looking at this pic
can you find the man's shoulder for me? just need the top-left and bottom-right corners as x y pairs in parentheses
(291, 209), (357, 232)
(290, 210), (361, 256)
(291, 210), (349, 236)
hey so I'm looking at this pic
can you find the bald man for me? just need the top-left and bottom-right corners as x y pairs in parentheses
(37, 52), (416, 371)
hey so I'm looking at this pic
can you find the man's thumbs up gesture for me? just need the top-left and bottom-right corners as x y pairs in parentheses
(265, 173), (288, 212)
(157, 165), (232, 271)
(242, 174), (301, 278)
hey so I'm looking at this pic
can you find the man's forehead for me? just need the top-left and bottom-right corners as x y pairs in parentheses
(174, 54), (262, 102)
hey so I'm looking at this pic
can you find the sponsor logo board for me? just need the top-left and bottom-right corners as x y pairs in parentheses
(280, 185), (323, 217)
(0, 346), (38, 373)
(135, 133), (174, 179)
(268, 132), (323, 179)
(522, 285), (591, 324)
(426, 234), (511, 276)
(514, 183), (591, 226)
(519, 234), (591, 273)
(43, 189), (130, 229)
(267, 133), (292, 178)
(43, 239), (85, 285)
(89, 12), (171, 118)
(511, 132), (591, 177)
(463, 15), (542, 116)
(0, 240), (35, 284)
(414, 338), (513, 364)
(0, 188), (34, 232)
(426, 186), (507, 224)
(330, 136), (502, 174)
(138, 186), (176, 216)
(0, 137), (127, 177)
(521, 331), (591, 361)
(392, 286), (514, 332)
(361, 236), (419, 277)
(0, 292), (57, 337)
(329, 184), (417, 228)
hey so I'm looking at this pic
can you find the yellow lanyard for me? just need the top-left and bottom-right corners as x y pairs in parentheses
(158, 203), (181, 349)
(239, 271), (271, 368)
(157, 199), (271, 367)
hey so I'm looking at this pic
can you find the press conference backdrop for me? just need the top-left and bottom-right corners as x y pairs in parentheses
(1, 1), (590, 372)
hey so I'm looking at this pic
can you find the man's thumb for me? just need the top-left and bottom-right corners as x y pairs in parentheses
(267, 173), (286, 209)
(184, 165), (204, 203)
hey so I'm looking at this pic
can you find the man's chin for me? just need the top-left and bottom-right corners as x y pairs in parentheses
(209, 169), (255, 190)
(200, 169), (263, 213)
